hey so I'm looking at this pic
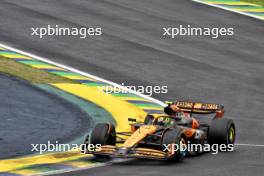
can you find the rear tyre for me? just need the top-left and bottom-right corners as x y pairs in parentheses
(162, 128), (186, 161)
(90, 123), (116, 158)
(208, 118), (236, 145)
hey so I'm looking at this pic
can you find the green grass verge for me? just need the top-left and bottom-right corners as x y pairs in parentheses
(0, 56), (76, 84)
(242, 0), (264, 6)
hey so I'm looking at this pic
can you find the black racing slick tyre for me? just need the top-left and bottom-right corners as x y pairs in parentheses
(90, 123), (116, 146)
(89, 123), (116, 158)
(144, 114), (154, 125)
(161, 128), (187, 161)
(208, 118), (236, 145)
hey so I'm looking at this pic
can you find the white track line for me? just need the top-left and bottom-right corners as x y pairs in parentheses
(193, 0), (264, 21)
(0, 42), (166, 107)
(236, 143), (264, 147)
(37, 158), (131, 176)
(38, 162), (110, 176)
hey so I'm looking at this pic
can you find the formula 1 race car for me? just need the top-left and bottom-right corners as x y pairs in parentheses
(82, 101), (236, 161)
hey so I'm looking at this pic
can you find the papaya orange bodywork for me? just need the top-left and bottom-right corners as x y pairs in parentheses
(123, 125), (157, 148)
(192, 118), (200, 129)
(183, 128), (196, 138)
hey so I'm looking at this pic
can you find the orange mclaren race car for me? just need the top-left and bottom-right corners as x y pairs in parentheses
(82, 101), (236, 161)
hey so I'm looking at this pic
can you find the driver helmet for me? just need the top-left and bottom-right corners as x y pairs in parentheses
(164, 104), (181, 114)
(164, 104), (183, 121)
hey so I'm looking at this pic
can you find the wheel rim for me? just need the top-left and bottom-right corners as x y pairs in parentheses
(228, 126), (235, 144)
(179, 138), (187, 157)
(167, 143), (175, 157)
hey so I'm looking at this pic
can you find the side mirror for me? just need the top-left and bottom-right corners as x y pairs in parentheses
(128, 118), (137, 122)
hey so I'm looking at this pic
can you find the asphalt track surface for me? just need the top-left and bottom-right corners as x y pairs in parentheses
(0, 74), (90, 159)
(0, 0), (263, 175)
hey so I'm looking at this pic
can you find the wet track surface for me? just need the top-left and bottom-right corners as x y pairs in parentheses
(0, 74), (90, 159)
(0, 0), (263, 175)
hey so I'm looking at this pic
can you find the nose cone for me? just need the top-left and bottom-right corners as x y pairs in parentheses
(123, 125), (157, 148)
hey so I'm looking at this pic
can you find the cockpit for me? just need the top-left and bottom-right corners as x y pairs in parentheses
(153, 113), (193, 128)
(153, 116), (177, 127)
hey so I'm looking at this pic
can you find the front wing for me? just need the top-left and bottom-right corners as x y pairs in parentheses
(85, 145), (168, 160)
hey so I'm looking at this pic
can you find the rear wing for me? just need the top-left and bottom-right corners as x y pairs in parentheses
(167, 101), (224, 114)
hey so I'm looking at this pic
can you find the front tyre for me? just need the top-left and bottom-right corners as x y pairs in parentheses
(90, 123), (116, 146)
(90, 123), (116, 158)
(162, 128), (186, 161)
